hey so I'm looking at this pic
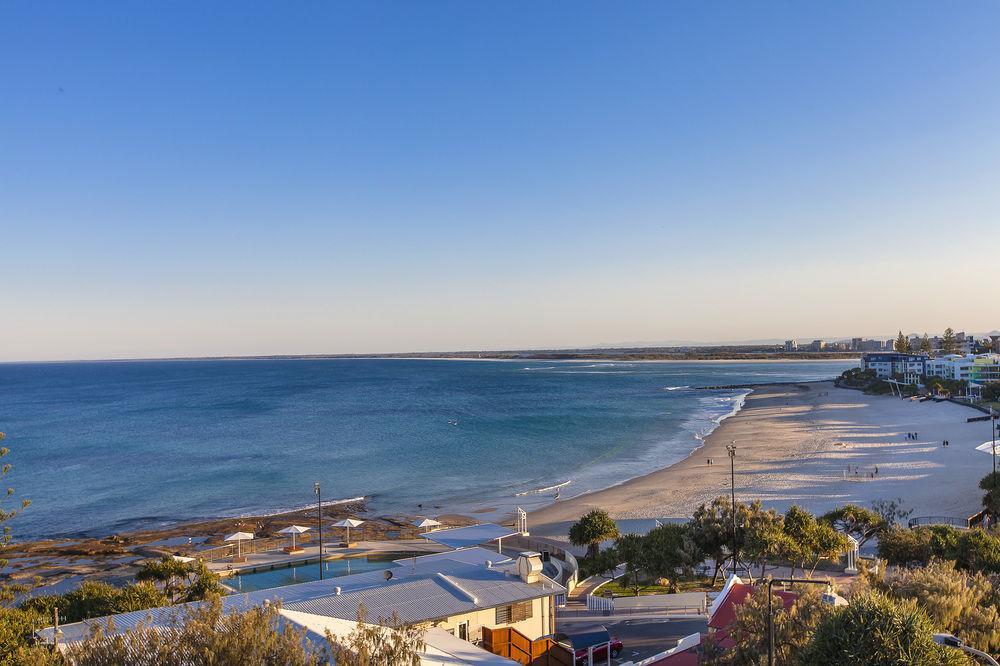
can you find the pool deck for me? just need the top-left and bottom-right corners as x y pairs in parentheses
(205, 539), (448, 576)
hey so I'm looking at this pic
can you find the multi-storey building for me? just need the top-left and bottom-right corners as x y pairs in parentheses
(926, 354), (1000, 384)
(860, 352), (927, 380)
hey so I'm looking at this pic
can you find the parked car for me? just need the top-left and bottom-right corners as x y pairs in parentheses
(572, 636), (623, 664)
(548, 626), (623, 664)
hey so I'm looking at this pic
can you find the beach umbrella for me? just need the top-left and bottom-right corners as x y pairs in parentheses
(225, 531), (254, 558)
(277, 525), (311, 550)
(976, 442), (999, 457)
(332, 518), (364, 543)
(413, 518), (441, 531)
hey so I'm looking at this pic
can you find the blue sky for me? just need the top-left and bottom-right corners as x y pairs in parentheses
(3, 2), (999, 360)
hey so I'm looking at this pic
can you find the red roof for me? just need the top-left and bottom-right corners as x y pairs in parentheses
(709, 579), (796, 649)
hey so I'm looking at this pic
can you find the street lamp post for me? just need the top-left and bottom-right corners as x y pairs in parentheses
(767, 578), (833, 666)
(992, 409), (997, 479)
(727, 442), (737, 574)
(314, 482), (323, 580)
(934, 633), (1000, 666)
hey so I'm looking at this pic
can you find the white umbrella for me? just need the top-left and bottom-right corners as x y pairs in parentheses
(332, 518), (364, 544)
(976, 442), (1000, 457)
(277, 525), (311, 550)
(225, 531), (254, 558)
(413, 518), (441, 530)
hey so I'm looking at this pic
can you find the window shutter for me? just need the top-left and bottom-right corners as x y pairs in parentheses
(511, 600), (532, 622)
(495, 605), (512, 624)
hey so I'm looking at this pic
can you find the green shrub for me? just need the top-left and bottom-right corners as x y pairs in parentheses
(21, 580), (168, 624)
(877, 527), (932, 566)
(800, 591), (970, 665)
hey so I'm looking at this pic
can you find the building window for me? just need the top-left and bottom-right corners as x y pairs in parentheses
(496, 605), (511, 624)
(512, 600), (533, 622)
(495, 601), (532, 624)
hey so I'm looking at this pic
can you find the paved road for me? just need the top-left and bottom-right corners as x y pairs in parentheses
(557, 617), (707, 664)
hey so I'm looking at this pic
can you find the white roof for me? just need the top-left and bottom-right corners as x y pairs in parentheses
(393, 547), (512, 568)
(278, 525), (311, 534)
(423, 627), (518, 664)
(332, 519), (364, 528)
(976, 442), (999, 456)
(37, 554), (563, 646)
(225, 531), (254, 541)
(414, 518), (442, 528)
(420, 524), (518, 549)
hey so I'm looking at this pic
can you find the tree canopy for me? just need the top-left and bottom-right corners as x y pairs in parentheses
(569, 509), (620, 559)
(136, 556), (222, 603)
(781, 506), (850, 578)
(894, 331), (911, 353)
(882, 559), (1000, 655)
(800, 592), (970, 665)
(820, 504), (886, 549)
(941, 327), (959, 355)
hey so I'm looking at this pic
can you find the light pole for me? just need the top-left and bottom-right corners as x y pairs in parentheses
(314, 482), (323, 580)
(934, 633), (1000, 666)
(727, 442), (737, 574)
(767, 578), (833, 666)
(991, 408), (997, 479)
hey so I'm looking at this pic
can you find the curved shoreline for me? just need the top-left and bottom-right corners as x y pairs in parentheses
(527, 380), (989, 541)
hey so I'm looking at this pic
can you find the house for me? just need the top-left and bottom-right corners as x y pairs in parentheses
(37, 549), (564, 664)
(706, 575), (795, 651)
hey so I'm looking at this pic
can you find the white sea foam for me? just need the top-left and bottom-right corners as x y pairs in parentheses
(243, 496), (367, 518)
(663, 385), (690, 391)
(713, 391), (750, 424)
(515, 480), (572, 496)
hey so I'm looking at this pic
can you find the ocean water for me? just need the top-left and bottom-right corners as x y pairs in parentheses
(0, 358), (854, 540)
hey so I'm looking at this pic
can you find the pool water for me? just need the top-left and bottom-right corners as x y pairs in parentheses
(225, 551), (422, 592)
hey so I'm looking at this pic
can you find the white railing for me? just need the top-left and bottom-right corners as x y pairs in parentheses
(586, 595), (615, 613)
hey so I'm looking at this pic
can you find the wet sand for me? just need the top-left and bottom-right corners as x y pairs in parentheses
(529, 382), (992, 540)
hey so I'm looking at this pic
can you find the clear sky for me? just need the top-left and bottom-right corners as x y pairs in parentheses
(3, 2), (999, 361)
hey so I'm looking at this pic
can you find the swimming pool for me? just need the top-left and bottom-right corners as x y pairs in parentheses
(225, 551), (421, 592)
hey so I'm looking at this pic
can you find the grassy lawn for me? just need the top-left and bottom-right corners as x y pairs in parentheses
(596, 575), (723, 597)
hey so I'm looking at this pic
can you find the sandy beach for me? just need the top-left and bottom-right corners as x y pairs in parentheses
(529, 381), (994, 539)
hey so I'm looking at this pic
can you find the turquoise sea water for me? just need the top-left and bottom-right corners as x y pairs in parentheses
(0, 358), (854, 540)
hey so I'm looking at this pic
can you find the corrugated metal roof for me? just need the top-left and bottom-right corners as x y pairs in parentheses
(38, 557), (563, 646)
(420, 524), (518, 549)
(284, 562), (562, 624)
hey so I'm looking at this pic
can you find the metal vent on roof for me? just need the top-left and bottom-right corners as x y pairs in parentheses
(435, 573), (479, 605)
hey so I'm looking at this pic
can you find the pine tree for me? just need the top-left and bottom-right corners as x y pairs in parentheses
(941, 327), (958, 355)
(894, 331), (910, 353)
(919, 334), (932, 354)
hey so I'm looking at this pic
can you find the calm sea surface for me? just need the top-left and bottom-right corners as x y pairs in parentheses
(0, 358), (854, 540)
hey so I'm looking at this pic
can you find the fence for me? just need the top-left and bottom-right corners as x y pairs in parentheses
(197, 535), (306, 562)
(583, 592), (707, 616)
(482, 627), (573, 666)
(586, 595), (614, 613)
(908, 516), (971, 529)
